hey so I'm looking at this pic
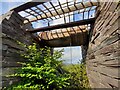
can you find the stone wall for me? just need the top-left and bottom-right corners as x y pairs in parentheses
(0, 1), (120, 89)
(1, 11), (37, 88)
(86, 1), (119, 88)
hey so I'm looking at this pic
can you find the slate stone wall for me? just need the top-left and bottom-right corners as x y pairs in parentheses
(86, 1), (119, 88)
(0, 1), (120, 89)
(0, 11), (37, 88)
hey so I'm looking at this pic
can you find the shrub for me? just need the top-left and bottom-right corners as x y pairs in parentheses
(62, 63), (91, 89)
(7, 43), (70, 90)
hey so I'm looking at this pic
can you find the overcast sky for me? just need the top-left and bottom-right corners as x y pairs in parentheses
(0, 0), (84, 64)
(54, 46), (82, 64)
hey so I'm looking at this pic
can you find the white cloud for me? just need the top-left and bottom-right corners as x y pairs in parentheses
(50, 17), (64, 26)
(32, 21), (43, 28)
(55, 46), (82, 64)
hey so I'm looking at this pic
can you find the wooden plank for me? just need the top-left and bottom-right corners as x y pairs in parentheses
(35, 6), (51, 21)
(58, 0), (65, 14)
(39, 31), (87, 47)
(49, 2), (61, 18)
(42, 4), (55, 20)
(48, 7), (96, 23)
(66, 0), (71, 12)
(24, 10), (37, 19)
(26, 18), (95, 33)
(99, 2), (106, 12)
(39, 28), (86, 40)
(2, 19), (25, 37)
(29, 8), (45, 20)
(24, 2), (97, 23)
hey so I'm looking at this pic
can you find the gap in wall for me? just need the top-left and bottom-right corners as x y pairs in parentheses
(54, 46), (83, 65)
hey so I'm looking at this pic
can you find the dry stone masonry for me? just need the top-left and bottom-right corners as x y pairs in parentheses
(0, 1), (120, 89)
(1, 11), (37, 88)
(86, 1), (119, 88)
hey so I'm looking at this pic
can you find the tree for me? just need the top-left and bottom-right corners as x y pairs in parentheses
(8, 43), (70, 90)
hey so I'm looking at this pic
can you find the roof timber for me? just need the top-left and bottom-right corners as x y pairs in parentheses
(23, 1), (97, 23)
(39, 28), (87, 40)
(39, 30), (88, 47)
(26, 18), (95, 33)
(8, 0), (98, 47)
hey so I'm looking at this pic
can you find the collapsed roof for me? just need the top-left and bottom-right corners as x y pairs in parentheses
(11, 0), (98, 47)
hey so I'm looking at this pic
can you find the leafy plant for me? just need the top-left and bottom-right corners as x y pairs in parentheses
(7, 43), (70, 90)
(62, 63), (91, 89)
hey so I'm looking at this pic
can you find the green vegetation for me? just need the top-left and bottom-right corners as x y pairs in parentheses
(62, 63), (91, 89)
(7, 43), (70, 90)
(7, 43), (90, 90)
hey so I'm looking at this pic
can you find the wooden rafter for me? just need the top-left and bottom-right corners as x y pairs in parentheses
(23, 1), (97, 23)
(55, 31), (60, 38)
(66, 0), (71, 12)
(35, 6), (53, 21)
(71, 27), (77, 34)
(47, 7), (96, 22)
(61, 29), (65, 37)
(39, 26), (87, 41)
(74, 1), (78, 10)
(42, 3), (56, 19)
(24, 10), (38, 19)
(29, 8), (43, 19)
(51, 31), (54, 39)
(58, 0), (65, 14)
(49, 2), (61, 18)
(46, 32), (49, 40)
(26, 18), (95, 33)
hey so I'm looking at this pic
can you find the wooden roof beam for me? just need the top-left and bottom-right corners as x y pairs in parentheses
(61, 29), (65, 37)
(24, 1), (97, 23)
(49, 2), (61, 18)
(26, 18), (95, 33)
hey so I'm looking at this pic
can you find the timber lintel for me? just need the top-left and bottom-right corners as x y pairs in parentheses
(26, 18), (95, 33)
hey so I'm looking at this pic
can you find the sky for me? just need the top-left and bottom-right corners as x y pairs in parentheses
(0, 0), (96, 64)
(54, 46), (82, 64)
(0, 0), (30, 15)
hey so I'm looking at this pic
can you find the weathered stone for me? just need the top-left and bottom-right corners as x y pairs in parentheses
(1, 61), (22, 68)
(2, 38), (25, 51)
(2, 68), (15, 76)
(2, 45), (8, 51)
(1, 11), (36, 88)
(86, 1), (119, 88)
(3, 56), (26, 62)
